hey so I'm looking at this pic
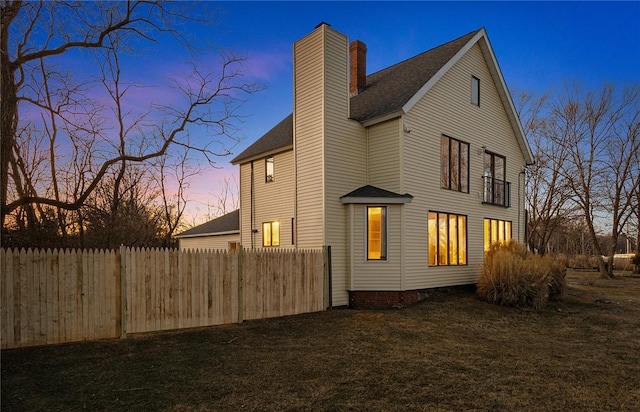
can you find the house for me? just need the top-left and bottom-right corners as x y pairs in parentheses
(230, 23), (533, 308)
(175, 209), (240, 251)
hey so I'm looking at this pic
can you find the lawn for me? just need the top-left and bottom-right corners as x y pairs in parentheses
(2, 270), (639, 411)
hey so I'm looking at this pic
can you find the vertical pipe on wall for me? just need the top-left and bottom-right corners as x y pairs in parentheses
(518, 167), (526, 243)
(250, 161), (255, 249)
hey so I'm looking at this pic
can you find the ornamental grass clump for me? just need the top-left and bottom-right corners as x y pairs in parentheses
(477, 240), (566, 309)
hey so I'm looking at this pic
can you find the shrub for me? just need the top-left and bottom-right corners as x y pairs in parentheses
(477, 240), (567, 309)
(546, 256), (567, 300)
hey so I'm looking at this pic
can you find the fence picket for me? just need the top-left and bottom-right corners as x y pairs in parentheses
(1, 249), (10, 348)
(1, 247), (326, 348)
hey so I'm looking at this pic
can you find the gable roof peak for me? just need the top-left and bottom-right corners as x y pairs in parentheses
(350, 28), (483, 123)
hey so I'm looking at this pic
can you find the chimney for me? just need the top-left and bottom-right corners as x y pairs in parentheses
(350, 40), (367, 95)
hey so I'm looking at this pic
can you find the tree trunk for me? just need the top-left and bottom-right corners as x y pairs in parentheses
(1, 5), (19, 226)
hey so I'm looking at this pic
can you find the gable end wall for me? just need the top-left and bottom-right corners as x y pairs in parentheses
(402, 42), (526, 290)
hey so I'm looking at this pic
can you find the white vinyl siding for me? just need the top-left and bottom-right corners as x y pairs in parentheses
(352, 204), (402, 290)
(178, 234), (240, 251)
(294, 26), (326, 249)
(368, 119), (401, 191)
(238, 150), (295, 249)
(239, 162), (251, 247)
(401, 42), (526, 289)
(294, 24), (366, 306)
(323, 28), (367, 307)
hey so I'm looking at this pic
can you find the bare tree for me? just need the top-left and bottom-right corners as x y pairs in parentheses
(1, 1), (257, 242)
(187, 174), (239, 228)
(600, 85), (640, 273)
(212, 174), (239, 217)
(548, 83), (640, 277)
(633, 175), (640, 273)
(83, 165), (165, 249)
(153, 149), (199, 246)
(517, 92), (576, 255)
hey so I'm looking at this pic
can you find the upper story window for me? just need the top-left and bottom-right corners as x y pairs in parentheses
(262, 221), (280, 247)
(367, 206), (387, 260)
(471, 76), (480, 106)
(483, 151), (510, 207)
(441, 135), (469, 193)
(265, 156), (274, 182)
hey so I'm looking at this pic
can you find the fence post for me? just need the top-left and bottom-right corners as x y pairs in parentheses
(237, 248), (244, 324)
(119, 245), (127, 339)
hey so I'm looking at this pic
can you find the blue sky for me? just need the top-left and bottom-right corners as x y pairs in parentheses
(51, 1), (640, 221)
(205, 1), (639, 140)
(171, 1), (638, 220)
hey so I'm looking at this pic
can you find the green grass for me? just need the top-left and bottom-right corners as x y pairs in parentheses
(2, 270), (639, 411)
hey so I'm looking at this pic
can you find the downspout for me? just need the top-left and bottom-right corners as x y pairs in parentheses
(518, 167), (526, 243)
(250, 160), (255, 249)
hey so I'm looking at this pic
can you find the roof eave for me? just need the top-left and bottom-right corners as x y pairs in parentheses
(401, 29), (485, 115)
(358, 110), (404, 127)
(231, 144), (294, 165)
(477, 33), (534, 165)
(401, 27), (534, 165)
(341, 196), (413, 204)
(174, 230), (240, 239)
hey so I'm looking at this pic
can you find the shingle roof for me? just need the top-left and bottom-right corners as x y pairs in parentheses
(231, 114), (293, 164)
(231, 29), (481, 164)
(340, 185), (413, 204)
(174, 209), (239, 238)
(350, 29), (480, 122)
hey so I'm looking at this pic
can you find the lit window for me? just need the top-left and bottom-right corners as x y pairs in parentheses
(428, 211), (467, 266)
(441, 135), (469, 193)
(367, 206), (387, 260)
(262, 221), (280, 247)
(265, 156), (274, 182)
(471, 76), (480, 106)
(483, 219), (512, 251)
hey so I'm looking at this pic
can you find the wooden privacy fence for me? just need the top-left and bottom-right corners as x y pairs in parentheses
(1, 247), (327, 349)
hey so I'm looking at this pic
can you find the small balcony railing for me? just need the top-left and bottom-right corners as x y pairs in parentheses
(482, 176), (510, 207)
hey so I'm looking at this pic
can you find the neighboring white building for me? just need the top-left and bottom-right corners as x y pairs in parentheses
(230, 23), (533, 308)
(175, 210), (240, 252)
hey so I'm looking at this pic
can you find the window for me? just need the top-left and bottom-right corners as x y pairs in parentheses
(228, 241), (240, 252)
(428, 211), (467, 266)
(484, 219), (512, 251)
(265, 156), (274, 182)
(262, 221), (280, 247)
(471, 76), (480, 106)
(441, 135), (469, 193)
(483, 151), (510, 207)
(367, 206), (387, 260)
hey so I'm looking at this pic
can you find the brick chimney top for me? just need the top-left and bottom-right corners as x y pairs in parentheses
(350, 40), (367, 95)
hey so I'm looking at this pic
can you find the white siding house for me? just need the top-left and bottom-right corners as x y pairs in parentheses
(175, 210), (240, 252)
(231, 23), (533, 308)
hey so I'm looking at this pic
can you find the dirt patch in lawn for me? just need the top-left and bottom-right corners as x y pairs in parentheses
(2, 271), (639, 411)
